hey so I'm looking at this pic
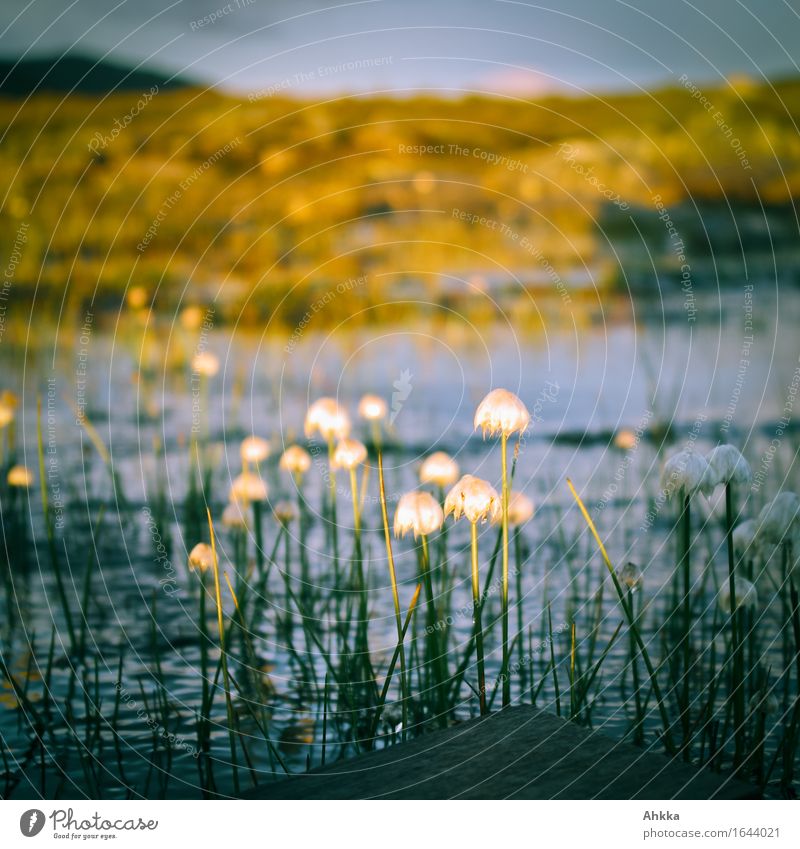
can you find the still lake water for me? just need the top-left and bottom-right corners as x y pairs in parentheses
(1, 284), (799, 798)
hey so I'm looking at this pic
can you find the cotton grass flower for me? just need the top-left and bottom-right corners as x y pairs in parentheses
(444, 472), (498, 715)
(240, 435), (270, 465)
(188, 542), (214, 573)
(280, 444), (312, 477)
(191, 350), (219, 378)
(474, 387), (529, 708)
(756, 492), (800, 545)
(718, 577), (758, 615)
(507, 491), (534, 526)
(473, 388), (530, 438)
(332, 438), (367, 471)
(221, 501), (249, 529)
(659, 450), (710, 497)
(393, 491), (444, 539)
(229, 472), (268, 504)
(7, 465), (34, 487)
(703, 445), (752, 490)
(304, 397), (351, 441)
(614, 429), (637, 451)
(273, 500), (297, 525)
(620, 562), (642, 591)
(419, 451), (459, 488)
(358, 394), (388, 421)
(732, 519), (758, 559)
(444, 475), (500, 525)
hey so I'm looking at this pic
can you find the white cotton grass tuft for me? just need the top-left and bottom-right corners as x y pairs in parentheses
(191, 350), (219, 378)
(357, 394), (388, 421)
(221, 501), (249, 529)
(229, 471), (268, 504)
(331, 438), (367, 470)
(718, 577), (758, 615)
(703, 445), (752, 490)
(393, 491), (444, 538)
(620, 562), (642, 591)
(444, 474), (501, 525)
(280, 444), (312, 476)
(731, 519), (758, 559)
(188, 542), (214, 573)
(240, 435), (270, 465)
(304, 397), (351, 441)
(7, 465), (34, 487)
(755, 491), (800, 546)
(659, 450), (711, 497)
(419, 451), (459, 488)
(507, 491), (534, 526)
(474, 389), (530, 438)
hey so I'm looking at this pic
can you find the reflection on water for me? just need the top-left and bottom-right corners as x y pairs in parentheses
(1, 288), (798, 797)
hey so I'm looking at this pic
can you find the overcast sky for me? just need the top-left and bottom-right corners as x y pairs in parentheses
(2, 0), (799, 96)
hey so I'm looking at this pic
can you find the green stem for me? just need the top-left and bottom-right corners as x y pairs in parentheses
(680, 488), (692, 760)
(500, 432), (510, 707)
(471, 522), (487, 715)
(252, 500), (264, 572)
(377, 452), (408, 737)
(725, 484), (745, 770)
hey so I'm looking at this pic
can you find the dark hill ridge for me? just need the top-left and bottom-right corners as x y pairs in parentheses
(0, 53), (192, 96)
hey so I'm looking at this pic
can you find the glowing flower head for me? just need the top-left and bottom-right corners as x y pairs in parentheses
(7, 465), (34, 487)
(273, 500), (297, 525)
(304, 397), (351, 441)
(192, 350), (219, 378)
(718, 577), (758, 615)
(756, 492), (800, 545)
(230, 472), (268, 504)
(188, 542), (214, 573)
(474, 389), (530, 438)
(704, 445), (752, 490)
(393, 491), (444, 538)
(659, 451), (710, 498)
(221, 501), (249, 529)
(332, 438), (367, 470)
(280, 444), (312, 476)
(419, 451), (460, 488)
(614, 429), (637, 451)
(358, 394), (388, 421)
(444, 474), (501, 524)
(241, 435), (270, 465)
(507, 491), (535, 525)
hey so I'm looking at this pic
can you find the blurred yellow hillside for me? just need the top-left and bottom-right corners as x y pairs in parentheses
(2, 78), (799, 325)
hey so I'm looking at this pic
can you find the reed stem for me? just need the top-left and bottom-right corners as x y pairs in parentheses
(471, 521), (487, 715)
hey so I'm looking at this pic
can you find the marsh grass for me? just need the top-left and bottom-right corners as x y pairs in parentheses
(1, 399), (799, 799)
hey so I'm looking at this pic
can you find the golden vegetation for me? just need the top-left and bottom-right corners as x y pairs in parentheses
(1, 78), (799, 324)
